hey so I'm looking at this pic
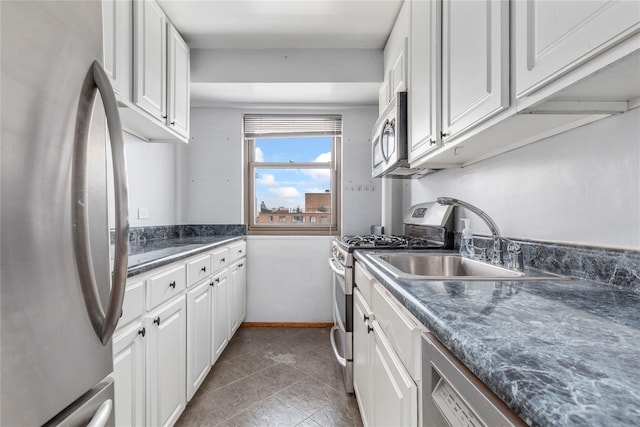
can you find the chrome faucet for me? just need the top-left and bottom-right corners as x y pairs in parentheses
(436, 197), (524, 271)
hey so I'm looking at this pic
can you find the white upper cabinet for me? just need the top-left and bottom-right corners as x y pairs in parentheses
(515, 0), (640, 99)
(167, 24), (190, 139)
(134, 0), (167, 122)
(102, 0), (132, 103)
(408, 0), (441, 162)
(441, 0), (510, 139)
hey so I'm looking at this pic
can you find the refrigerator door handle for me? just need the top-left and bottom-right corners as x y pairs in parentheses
(72, 60), (129, 345)
(86, 399), (113, 427)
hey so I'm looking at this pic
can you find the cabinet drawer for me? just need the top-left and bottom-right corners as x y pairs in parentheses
(354, 262), (375, 303)
(227, 241), (246, 262)
(119, 280), (145, 328)
(372, 282), (422, 380)
(212, 247), (230, 272)
(187, 254), (211, 287)
(147, 265), (186, 310)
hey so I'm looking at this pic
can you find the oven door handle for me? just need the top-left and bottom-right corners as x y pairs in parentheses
(328, 257), (346, 279)
(329, 326), (347, 368)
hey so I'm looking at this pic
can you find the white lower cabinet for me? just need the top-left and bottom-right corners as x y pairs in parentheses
(147, 295), (187, 427)
(371, 322), (418, 427)
(353, 262), (422, 427)
(212, 268), (230, 363)
(353, 289), (373, 427)
(113, 239), (246, 426)
(112, 322), (146, 427)
(229, 259), (247, 336)
(186, 279), (213, 401)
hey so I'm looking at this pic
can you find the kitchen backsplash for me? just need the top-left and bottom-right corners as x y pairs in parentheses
(112, 224), (246, 245)
(464, 235), (640, 291)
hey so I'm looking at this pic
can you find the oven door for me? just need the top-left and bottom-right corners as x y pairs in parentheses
(328, 257), (354, 393)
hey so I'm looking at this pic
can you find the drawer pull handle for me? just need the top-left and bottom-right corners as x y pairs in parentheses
(201, 266), (207, 272)
(138, 327), (146, 337)
(153, 317), (161, 326)
(367, 325), (374, 334)
(238, 263), (243, 268)
(169, 281), (176, 289)
(364, 314), (369, 322)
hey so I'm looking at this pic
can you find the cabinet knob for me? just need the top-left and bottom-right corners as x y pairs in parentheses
(238, 263), (244, 268)
(441, 131), (449, 138)
(210, 280), (214, 287)
(162, 114), (167, 119)
(221, 258), (226, 263)
(153, 317), (161, 326)
(215, 278), (220, 283)
(201, 266), (207, 272)
(367, 325), (374, 334)
(138, 327), (146, 337)
(364, 314), (369, 322)
(171, 120), (176, 125)
(429, 138), (437, 146)
(169, 281), (176, 289)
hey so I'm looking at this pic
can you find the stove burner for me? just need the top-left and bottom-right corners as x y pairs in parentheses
(340, 234), (442, 249)
(341, 234), (409, 247)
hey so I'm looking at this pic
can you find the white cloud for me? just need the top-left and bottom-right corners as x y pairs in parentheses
(255, 147), (264, 162)
(313, 152), (331, 162)
(257, 173), (277, 186)
(269, 187), (301, 199)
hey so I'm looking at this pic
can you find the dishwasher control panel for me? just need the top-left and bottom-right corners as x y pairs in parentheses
(433, 378), (485, 427)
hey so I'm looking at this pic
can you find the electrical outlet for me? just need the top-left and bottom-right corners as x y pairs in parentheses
(138, 208), (149, 220)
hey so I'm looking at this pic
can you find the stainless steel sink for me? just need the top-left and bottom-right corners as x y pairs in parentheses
(370, 252), (568, 281)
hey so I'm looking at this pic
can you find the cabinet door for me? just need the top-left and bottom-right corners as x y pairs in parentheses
(371, 322), (418, 427)
(229, 260), (246, 336)
(133, 0), (167, 121)
(147, 296), (186, 427)
(391, 42), (407, 95)
(112, 322), (146, 427)
(212, 269), (229, 363)
(353, 289), (373, 427)
(442, 0), (509, 139)
(516, 0), (640, 98)
(186, 280), (212, 401)
(167, 23), (190, 138)
(102, 0), (132, 102)
(378, 79), (390, 115)
(408, 0), (441, 162)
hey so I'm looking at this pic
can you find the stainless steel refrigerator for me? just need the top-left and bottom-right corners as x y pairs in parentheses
(1, 1), (129, 425)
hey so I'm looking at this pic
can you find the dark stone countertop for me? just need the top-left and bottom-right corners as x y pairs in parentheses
(354, 250), (640, 427)
(123, 235), (245, 277)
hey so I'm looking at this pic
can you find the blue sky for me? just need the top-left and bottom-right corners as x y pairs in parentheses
(255, 137), (332, 210)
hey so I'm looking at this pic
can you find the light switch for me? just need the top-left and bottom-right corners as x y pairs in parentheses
(138, 208), (149, 219)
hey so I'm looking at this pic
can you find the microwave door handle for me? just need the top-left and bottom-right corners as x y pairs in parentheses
(72, 61), (130, 345)
(381, 120), (395, 161)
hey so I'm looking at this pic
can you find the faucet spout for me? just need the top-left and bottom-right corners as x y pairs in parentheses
(436, 197), (524, 271)
(436, 197), (501, 237)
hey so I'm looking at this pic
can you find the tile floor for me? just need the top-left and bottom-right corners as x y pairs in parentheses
(175, 327), (363, 427)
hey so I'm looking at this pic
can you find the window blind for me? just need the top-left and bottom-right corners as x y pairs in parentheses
(244, 114), (342, 139)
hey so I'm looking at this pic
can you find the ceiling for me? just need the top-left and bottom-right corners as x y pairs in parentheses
(158, 0), (404, 106)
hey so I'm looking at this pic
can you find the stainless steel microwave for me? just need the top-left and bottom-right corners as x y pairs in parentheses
(372, 91), (435, 179)
(372, 91), (408, 178)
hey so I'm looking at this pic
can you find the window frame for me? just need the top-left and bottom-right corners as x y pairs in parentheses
(244, 127), (341, 236)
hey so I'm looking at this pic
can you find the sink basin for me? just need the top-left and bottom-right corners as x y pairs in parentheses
(370, 252), (568, 281)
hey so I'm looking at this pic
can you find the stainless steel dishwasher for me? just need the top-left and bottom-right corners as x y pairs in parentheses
(422, 333), (526, 427)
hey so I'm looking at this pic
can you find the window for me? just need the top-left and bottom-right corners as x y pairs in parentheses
(245, 114), (342, 235)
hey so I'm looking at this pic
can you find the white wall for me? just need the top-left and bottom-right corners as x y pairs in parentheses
(246, 236), (332, 322)
(124, 133), (182, 227)
(186, 106), (379, 322)
(408, 109), (640, 249)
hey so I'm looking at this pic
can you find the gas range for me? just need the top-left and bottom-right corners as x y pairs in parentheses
(328, 201), (455, 393)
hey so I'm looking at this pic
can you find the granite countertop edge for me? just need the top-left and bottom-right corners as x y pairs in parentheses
(353, 249), (640, 427)
(125, 235), (246, 277)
